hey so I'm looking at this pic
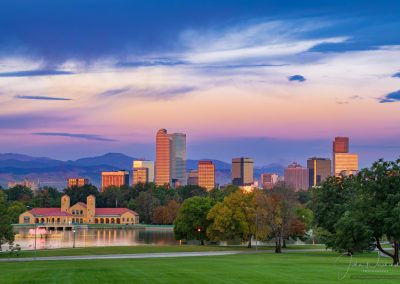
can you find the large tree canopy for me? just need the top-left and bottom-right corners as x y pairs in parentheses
(313, 158), (400, 264)
(174, 196), (212, 245)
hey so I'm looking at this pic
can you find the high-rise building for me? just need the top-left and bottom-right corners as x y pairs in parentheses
(333, 137), (349, 153)
(284, 162), (309, 191)
(187, 170), (198, 186)
(307, 158), (331, 187)
(132, 167), (149, 185)
(232, 157), (254, 186)
(198, 160), (215, 191)
(170, 133), (186, 186)
(260, 173), (279, 189)
(156, 129), (171, 185)
(155, 129), (186, 186)
(133, 160), (154, 183)
(334, 153), (359, 177)
(67, 178), (89, 188)
(332, 137), (359, 177)
(101, 171), (129, 192)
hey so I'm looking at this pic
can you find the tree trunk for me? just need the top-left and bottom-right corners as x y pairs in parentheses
(247, 237), (252, 248)
(282, 239), (287, 248)
(394, 241), (399, 266)
(200, 239), (204, 246)
(375, 237), (396, 264)
(275, 237), (282, 253)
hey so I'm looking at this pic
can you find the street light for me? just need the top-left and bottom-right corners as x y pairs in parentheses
(73, 228), (76, 248)
(27, 206), (37, 259)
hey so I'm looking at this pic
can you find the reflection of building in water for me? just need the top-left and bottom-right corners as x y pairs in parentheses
(19, 195), (139, 225)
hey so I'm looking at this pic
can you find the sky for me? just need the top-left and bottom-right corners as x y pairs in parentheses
(0, 0), (400, 167)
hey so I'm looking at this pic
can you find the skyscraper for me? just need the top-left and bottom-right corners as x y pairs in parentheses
(232, 157), (254, 186)
(133, 160), (154, 183)
(101, 171), (129, 192)
(198, 160), (215, 191)
(170, 133), (186, 186)
(333, 137), (349, 153)
(284, 162), (309, 191)
(155, 129), (186, 186)
(332, 136), (359, 177)
(156, 129), (171, 185)
(307, 157), (331, 187)
(334, 153), (359, 177)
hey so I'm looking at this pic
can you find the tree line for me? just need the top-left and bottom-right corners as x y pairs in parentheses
(174, 184), (312, 252)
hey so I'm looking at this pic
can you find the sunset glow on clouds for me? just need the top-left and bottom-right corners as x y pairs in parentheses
(0, 0), (399, 166)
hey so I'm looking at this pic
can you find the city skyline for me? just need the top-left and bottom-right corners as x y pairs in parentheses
(0, 1), (400, 167)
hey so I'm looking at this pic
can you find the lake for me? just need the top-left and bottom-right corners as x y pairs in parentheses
(2, 227), (178, 251)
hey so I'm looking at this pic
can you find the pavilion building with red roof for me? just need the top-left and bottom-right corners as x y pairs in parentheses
(19, 195), (139, 225)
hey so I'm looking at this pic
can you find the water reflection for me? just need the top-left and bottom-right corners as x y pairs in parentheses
(5, 228), (177, 250)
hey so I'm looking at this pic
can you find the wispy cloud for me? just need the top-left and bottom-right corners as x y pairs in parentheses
(98, 86), (198, 100)
(379, 90), (400, 103)
(0, 70), (74, 77)
(116, 59), (187, 68)
(288, 75), (306, 82)
(98, 87), (131, 97)
(0, 114), (67, 129)
(15, 95), (72, 101)
(32, 132), (117, 142)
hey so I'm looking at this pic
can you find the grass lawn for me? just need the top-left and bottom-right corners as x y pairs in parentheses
(0, 244), (326, 258)
(1, 251), (400, 283)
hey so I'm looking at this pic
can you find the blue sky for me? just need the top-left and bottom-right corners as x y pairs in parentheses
(0, 0), (399, 167)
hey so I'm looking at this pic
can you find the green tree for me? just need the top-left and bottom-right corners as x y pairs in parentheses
(99, 186), (125, 207)
(131, 191), (160, 224)
(5, 185), (33, 202)
(33, 187), (62, 207)
(176, 185), (208, 201)
(7, 201), (26, 224)
(207, 190), (256, 247)
(313, 158), (400, 264)
(0, 191), (14, 250)
(174, 196), (212, 245)
(63, 184), (99, 205)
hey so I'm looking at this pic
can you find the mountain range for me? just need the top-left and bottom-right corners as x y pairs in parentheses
(0, 153), (284, 189)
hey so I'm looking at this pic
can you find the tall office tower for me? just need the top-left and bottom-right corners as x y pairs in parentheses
(232, 157), (254, 186)
(260, 173), (279, 189)
(187, 170), (198, 186)
(132, 167), (149, 185)
(133, 160), (154, 183)
(333, 137), (349, 153)
(156, 129), (171, 185)
(307, 157), (331, 187)
(67, 178), (89, 188)
(155, 129), (187, 186)
(198, 160), (215, 191)
(334, 153), (359, 177)
(284, 162), (309, 191)
(170, 133), (187, 186)
(332, 136), (359, 177)
(101, 171), (129, 192)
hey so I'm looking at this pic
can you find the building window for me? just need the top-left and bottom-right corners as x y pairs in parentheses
(80, 210), (83, 215)
(122, 218), (125, 222)
(23, 217), (30, 224)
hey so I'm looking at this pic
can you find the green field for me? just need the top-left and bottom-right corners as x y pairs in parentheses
(1, 251), (400, 283)
(0, 244), (325, 258)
